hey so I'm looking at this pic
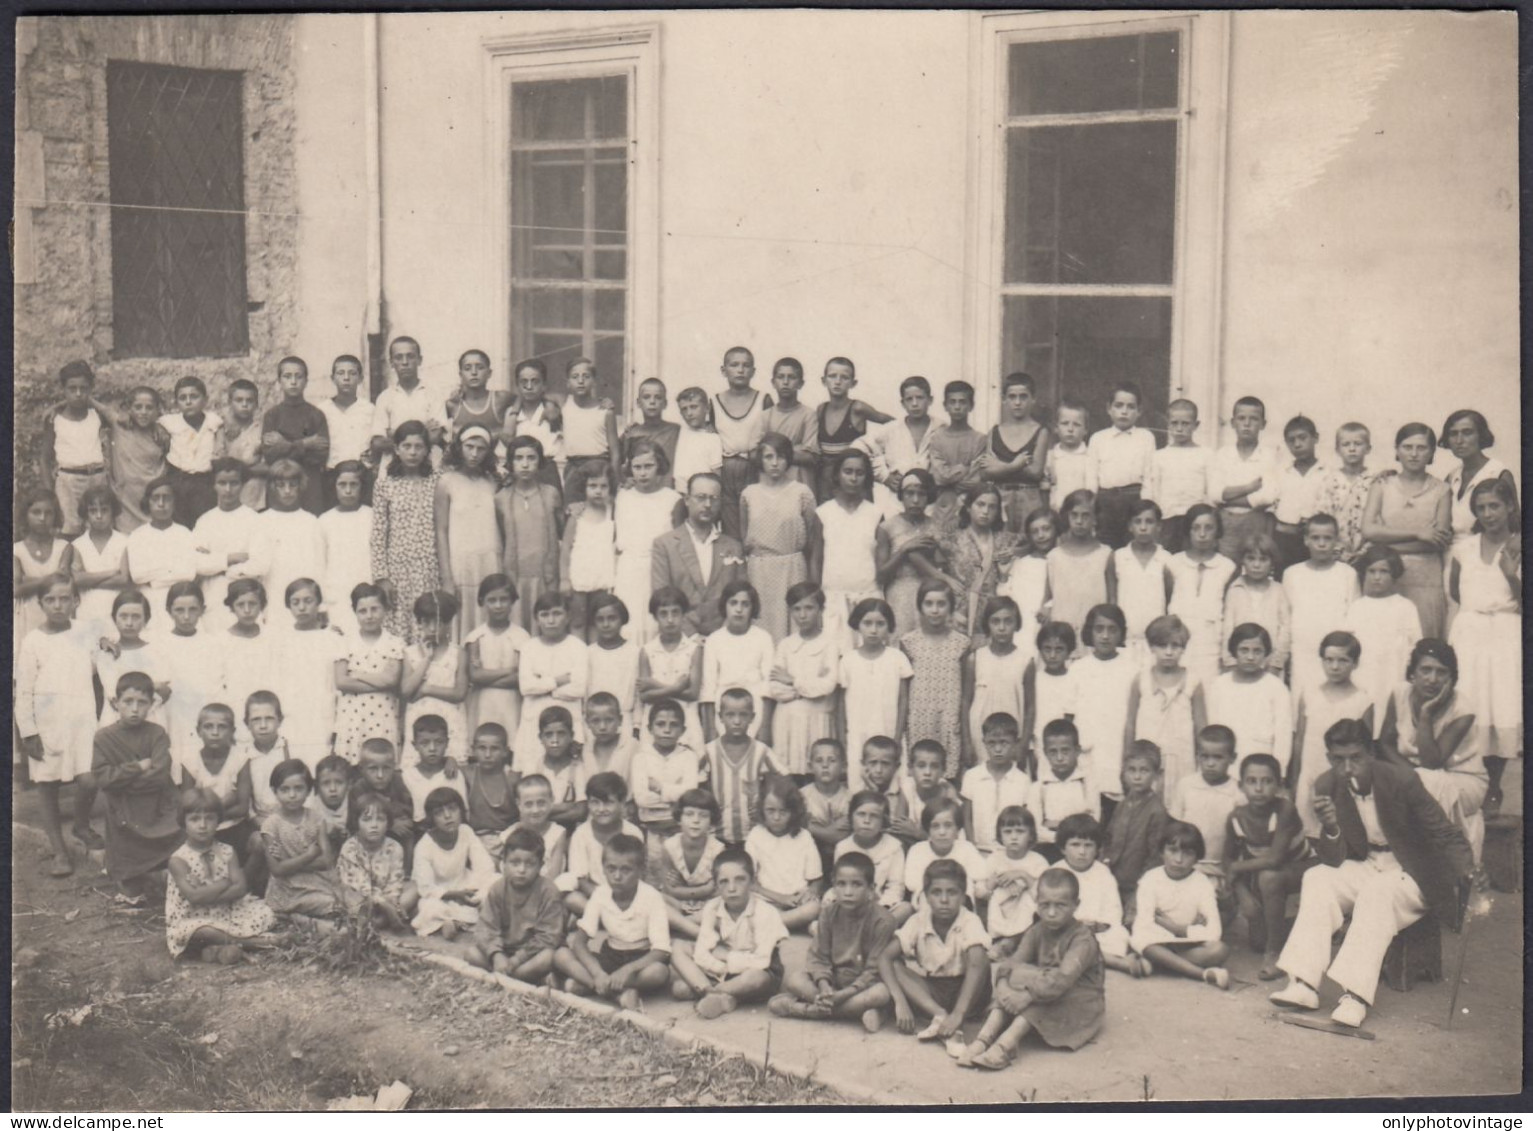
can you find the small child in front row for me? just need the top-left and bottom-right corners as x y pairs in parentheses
(1028, 719), (1099, 859)
(560, 771), (644, 914)
(261, 759), (353, 921)
(670, 847), (788, 1019)
(745, 775), (824, 931)
(555, 834), (673, 1010)
(1221, 753), (1314, 980)
(882, 858), (993, 1055)
(1055, 813), (1136, 977)
(961, 868), (1105, 1070)
(896, 798), (989, 925)
(411, 787), (496, 940)
(165, 787), (278, 962)
(309, 754), (353, 857)
(801, 737), (852, 873)
(769, 852), (895, 1030)
(468, 827), (564, 985)
(501, 773), (569, 881)
(986, 805), (1049, 954)
(336, 790), (419, 932)
(834, 791), (907, 910)
(656, 789), (726, 940)
(461, 723), (517, 858)
(1101, 741), (1170, 924)
(1130, 822), (1230, 989)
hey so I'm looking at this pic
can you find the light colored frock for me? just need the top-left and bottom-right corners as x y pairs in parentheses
(216, 629), (280, 739)
(901, 628), (971, 779)
(439, 472), (501, 640)
(641, 633), (705, 749)
(176, 747), (252, 831)
(411, 828), (496, 936)
(701, 625), (775, 738)
(71, 529), (129, 635)
(588, 638), (641, 737)
(274, 624), (343, 769)
(1445, 457), (1512, 546)
(164, 841), (276, 957)
(500, 481), (562, 634)
(968, 645), (1030, 756)
(14, 538), (69, 658)
(1072, 650), (1139, 798)
(1132, 667), (1201, 799)
(333, 630), (406, 763)
(815, 497), (882, 648)
(403, 644), (468, 766)
(741, 479), (817, 642)
(612, 485), (682, 650)
(1375, 473), (1450, 638)
(260, 809), (352, 917)
(1045, 542), (1111, 653)
(1166, 552), (1238, 687)
(512, 635), (589, 770)
(157, 629), (224, 767)
(838, 645), (914, 792)
(1450, 535), (1521, 760)
(93, 638), (169, 726)
(1111, 545), (1171, 666)
(768, 630), (840, 774)
(109, 425), (168, 534)
(1343, 594), (1422, 729)
(465, 621), (529, 742)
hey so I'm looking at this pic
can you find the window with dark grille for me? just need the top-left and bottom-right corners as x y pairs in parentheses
(510, 75), (628, 394)
(107, 61), (249, 359)
(1001, 32), (1180, 429)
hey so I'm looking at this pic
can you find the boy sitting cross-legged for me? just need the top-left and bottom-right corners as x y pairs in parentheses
(669, 847), (788, 1019)
(468, 827), (564, 985)
(554, 833), (672, 1010)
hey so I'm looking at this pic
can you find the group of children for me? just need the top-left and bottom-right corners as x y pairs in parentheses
(14, 345), (1520, 1067)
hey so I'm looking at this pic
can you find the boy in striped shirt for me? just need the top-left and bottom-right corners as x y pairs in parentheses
(701, 688), (780, 847)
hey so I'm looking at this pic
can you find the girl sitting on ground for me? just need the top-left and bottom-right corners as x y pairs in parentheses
(165, 788), (278, 963)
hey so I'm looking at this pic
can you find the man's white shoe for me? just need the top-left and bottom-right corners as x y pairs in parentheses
(1330, 994), (1368, 1028)
(1268, 979), (1320, 1010)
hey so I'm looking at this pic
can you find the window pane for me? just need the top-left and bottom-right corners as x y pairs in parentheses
(593, 334), (625, 390)
(1008, 33), (1179, 116)
(593, 160), (628, 237)
(1004, 120), (1177, 285)
(595, 290), (625, 333)
(107, 62), (247, 358)
(1002, 295), (1170, 433)
(513, 76), (625, 142)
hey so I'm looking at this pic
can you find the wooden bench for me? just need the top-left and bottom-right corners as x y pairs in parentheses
(1382, 912), (1442, 993)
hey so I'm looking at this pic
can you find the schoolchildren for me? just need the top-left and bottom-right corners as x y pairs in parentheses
(43, 360), (110, 536)
(1166, 504), (1238, 687)
(469, 826), (564, 982)
(1318, 423), (1376, 564)
(1267, 416), (1328, 575)
(16, 490), (78, 652)
(555, 833), (673, 1009)
(700, 582), (775, 742)
(108, 387), (170, 533)
(1131, 822), (1231, 988)
(639, 588), (705, 750)
(496, 435), (562, 635)
(402, 590), (469, 757)
(1344, 546), (1423, 723)
(838, 599), (912, 792)
(620, 378), (681, 485)
(860, 376), (936, 518)
(1125, 615), (1205, 797)
(835, 791), (907, 911)
(1055, 813), (1135, 977)
(979, 371), (1050, 534)
(927, 381), (987, 526)
(223, 380), (268, 513)
(374, 337), (446, 457)
(1045, 490), (1110, 651)
(261, 357), (329, 514)
(560, 771), (644, 913)
(336, 790), (419, 932)
(898, 740), (962, 837)
(961, 713), (1030, 856)
(461, 723), (518, 857)
(655, 788), (726, 939)
(1168, 726), (1243, 873)
(1290, 632), (1375, 837)
(1028, 719), (1098, 854)
(561, 464), (618, 641)
(1222, 754), (1314, 979)
(882, 858), (992, 1052)
(1284, 513), (1359, 694)
(875, 468), (946, 643)
(501, 773), (569, 881)
(813, 356), (892, 502)
(1022, 622), (1078, 772)
(1206, 624), (1293, 777)
(349, 738), (421, 859)
(165, 788), (276, 962)
(630, 699), (702, 848)
(411, 786), (496, 939)
(262, 758), (352, 920)
(672, 387), (725, 497)
(770, 583), (839, 774)
(93, 671), (183, 893)
(527, 707), (586, 830)
(712, 347), (771, 541)
(319, 356), (379, 498)
(333, 583), (406, 764)
(1073, 604), (1136, 809)
(557, 357), (622, 505)
(964, 598), (1029, 762)
(435, 425), (501, 639)
(1221, 533), (1291, 675)
(192, 459), (262, 633)
(1108, 499), (1171, 663)
(370, 422), (443, 641)
(585, 596), (640, 739)
(897, 797), (988, 920)
(745, 776), (824, 931)
(701, 688), (780, 847)
(274, 579), (342, 769)
(1086, 381), (1155, 548)
(801, 738), (852, 871)
(984, 805), (1049, 951)
(762, 357), (819, 487)
(612, 442), (681, 651)
(901, 580), (971, 780)
(178, 704), (252, 850)
(161, 376), (225, 525)
(1212, 396), (1277, 560)
(465, 574), (529, 747)
(670, 847), (787, 1018)
(512, 593), (588, 767)
(1101, 741), (1171, 923)
(400, 714), (466, 825)
(861, 737), (919, 843)
(1145, 398), (1211, 553)
(317, 462), (372, 635)
(1044, 398), (1093, 502)
(949, 484), (1019, 639)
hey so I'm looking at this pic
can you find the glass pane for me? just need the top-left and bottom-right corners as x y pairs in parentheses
(531, 248), (583, 281)
(594, 249), (626, 281)
(1004, 120), (1177, 285)
(518, 286), (583, 332)
(594, 333), (626, 386)
(1001, 295), (1171, 435)
(1009, 32), (1179, 116)
(511, 77), (618, 142)
(593, 161), (628, 237)
(594, 289), (625, 333)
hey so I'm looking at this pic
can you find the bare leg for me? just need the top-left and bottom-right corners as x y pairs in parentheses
(712, 968), (776, 1004)
(510, 949), (556, 982)
(669, 945), (713, 997)
(664, 904), (701, 940)
(36, 782), (71, 871)
(779, 899), (822, 933)
(563, 891), (589, 917)
(891, 964), (946, 1020)
(1102, 953), (1140, 975)
(553, 947), (596, 989)
(70, 774), (102, 848)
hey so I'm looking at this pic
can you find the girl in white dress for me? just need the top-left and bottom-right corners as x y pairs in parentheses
(70, 485), (129, 635)
(317, 462), (372, 637)
(1166, 505), (1237, 688)
(1291, 630), (1375, 837)
(1205, 623), (1292, 776)
(402, 590), (469, 766)
(93, 589), (168, 726)
(1108, 499), (1172, 666)
(465, 573), (528, 742)
(159, 582), (225, 769)
(639, 587), (707, 751)
(612, 441), (682, 651)
(561, 464), (618, 642)
(811, 450), (882, 649)
(700, 581), (776, 742)
(216, 579), (281, 742)
(1342, 546), (1423, 728)
(1448, 478), (1521, 777)
(1072, 605), (1140, 804)
(14, 489), (76, 659)
(837, 598), (913, 792)
(1125, 615), (1206, 799)
(411, 788), (496, 939)
(963, 597), (1030, 766)
(273, 578), (343, 769)
(1023, 622), (1079, 773)
(192, 460), (263, 634)
(586, 592), (641, 738)
(997, 506), (1055, 662)
(512, 593), (589, 770)
(767, 582), (840, 776)
(244, 462), (327, 627)
(125, 478), (215, 618)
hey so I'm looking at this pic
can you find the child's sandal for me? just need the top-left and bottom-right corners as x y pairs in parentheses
(971, 1046), (1013, 1071)
(1203, 967), (1230, 991)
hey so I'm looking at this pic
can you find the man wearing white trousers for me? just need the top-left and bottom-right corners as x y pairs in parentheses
(1270, 717), (1472, 1028)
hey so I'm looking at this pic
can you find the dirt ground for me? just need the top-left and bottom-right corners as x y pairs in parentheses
(10, 786), (1524, 1109)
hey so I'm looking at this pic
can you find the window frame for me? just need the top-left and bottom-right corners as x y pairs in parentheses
(483, 25), (659, 414)
(964, 10), (1230, 435)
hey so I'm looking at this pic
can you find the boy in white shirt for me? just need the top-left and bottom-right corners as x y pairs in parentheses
(554, 834), (672, 1009)
(1086, 382), (1157, 548)
(1283, 513), (1359, 694)
(1169, 726), (1243, 873)
(669, 847), (789, 1019)
(372, 336), (446, 464)
(672, 387), (725, 493)
(319, 355), (379, 502)
(1212, 396), (1279, 560)
(1028, 719), (1100, 855)
(1146, 398), (1212, 553)
(1045, 398), (1094, 503)
(1265, 415), (1329, 577)
(961, 713), (1031, 856)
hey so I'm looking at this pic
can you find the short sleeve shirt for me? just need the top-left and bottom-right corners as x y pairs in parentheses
(578, 881), (672, 953)
(895, 906), (991, 977)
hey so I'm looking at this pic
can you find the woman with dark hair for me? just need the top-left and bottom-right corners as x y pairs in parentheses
(369, 420), (441, 641)
(1440, 408), (1518, 547)
(1361, 423), (1451, 637)
(1378, 639), (1487, 863)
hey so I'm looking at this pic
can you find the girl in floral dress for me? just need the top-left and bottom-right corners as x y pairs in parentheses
(165, 788), (276, 960)
(369, 421), (441, 643)
(261, 760), (355, 919)
(948, 484), (1019, 639)
(741, 432), (820, 642)
(333, 583), (405, 764)
(901, 579), (973, 780)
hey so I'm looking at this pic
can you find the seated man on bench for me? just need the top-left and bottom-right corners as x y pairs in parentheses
(1269, 718), (1472, 1028)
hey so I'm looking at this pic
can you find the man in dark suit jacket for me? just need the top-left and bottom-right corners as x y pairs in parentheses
(650, 472), (745, 639)
(1270, 718), (1472, 1028)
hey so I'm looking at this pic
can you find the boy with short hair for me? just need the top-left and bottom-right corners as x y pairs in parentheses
(161, 375), (225, 525)
(962, 713), (1031, 856)
(1318, 423), (1376, 564)
(1223, 752), (1314, 980)
(928, 380), (988, 524)
(621, 378), (682, 486)
(701, 688), (780, 847)
(857, 375), (935, 517)
(91, 671), (183, 894)
(882, 857), (992, 1053)
(770, 851), (895, 1030)
(350, 737), (417, 851)
(763, 358), (819, 487)
(1086, 381), (1156, 548)
(1212, 395), (1279, 559)
(261, 356), (329, 514)
(1169, 725), (1243, 875)
(1284, 513), (1359, 694)
(461, 722), (518, 858)
(1264, 415), (1328, 576)
(530, 706), (588, 830)
(319, 354), (379, 499)
(309, 753), (353, 855)
(555, 834), (673, 1009)
(1145, 397), (1211, 553)
(713, 346), (768, 540)
(560, 771), (644, 912)
(860, 736), (911, 837)
(470, 826), (565, 984)
(400, 714), (465, 827)
(813, 356), (893, 502)
(223, 378), (269, 512)
(500, 773), (570, 880)
(43, 360), (110, 535)
(1045, 398), (1095, 503)
(1101, 740), (1171, 921)
(1027, 719), (1099, 857)
(669, 847), (789, 1019)
(801, 737), (852, 873)
(672, 386), (725, 494)
(372, 335), (445, 459)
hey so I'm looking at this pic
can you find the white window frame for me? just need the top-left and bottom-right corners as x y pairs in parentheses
(483, 24), (660, 417)
(964, 10), (1230, 437)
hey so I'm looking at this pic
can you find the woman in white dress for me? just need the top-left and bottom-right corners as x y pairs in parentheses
(70, 486), (130, 636)
(1440, 409), (1517, 547)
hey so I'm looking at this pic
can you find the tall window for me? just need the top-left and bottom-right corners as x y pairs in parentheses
(1001, 30), (1181, 430)
(107, 61), (248, 358)
(509, 75), (629, 390)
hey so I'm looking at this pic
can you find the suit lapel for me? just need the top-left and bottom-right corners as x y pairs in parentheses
(676, 530), (706, 589)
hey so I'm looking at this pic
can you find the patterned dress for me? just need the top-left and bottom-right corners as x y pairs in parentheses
(741, 479), (817, 642)
(333, 630), (406, 763)
(260, 809), (353, 917)
(164, 841), (276, 957)
(950, 526), (1021, 638)
(370, 470), (441, 642)
(1319, 467), (1378, 564)
(336, 836), (411, 921)
(881, 512), (944, 642)
(901, 628), (972, 778)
